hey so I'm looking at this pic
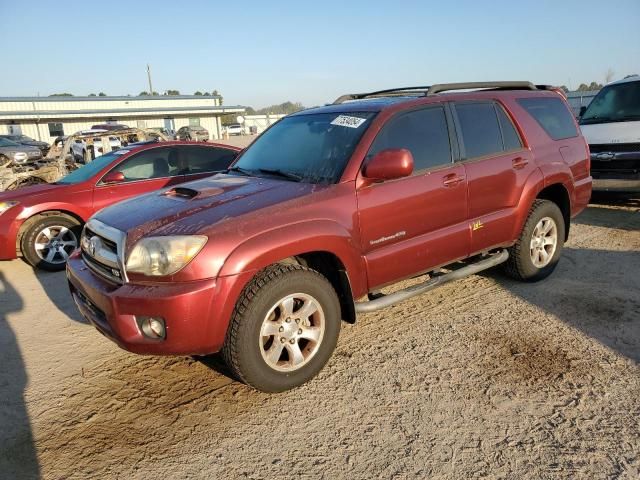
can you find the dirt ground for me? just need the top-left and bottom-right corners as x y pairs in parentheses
(0, 191), (638, 480)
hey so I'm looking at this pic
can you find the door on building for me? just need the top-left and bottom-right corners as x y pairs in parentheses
(164, 118), (175, 135)
(7, 124), (22, 135)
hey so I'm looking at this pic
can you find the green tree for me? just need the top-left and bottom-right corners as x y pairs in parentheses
(165, 89), (180, 96)
(98, 92), (106, 96)
(577, 82), (603, 91)
(88, 93), (97, 97)
(138, 91), (149, 96)
(194, 91), (203, 95)
(48, 93), (74, 97)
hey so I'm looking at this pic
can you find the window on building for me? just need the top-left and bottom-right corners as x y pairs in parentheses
(454, 103), (503, 159)
(517, 97), (578, 140)
(368, 106), (452, 173)
(48, 122), (64, 137)
(189, 118), (201, 127)
(136, 120), (147, 128)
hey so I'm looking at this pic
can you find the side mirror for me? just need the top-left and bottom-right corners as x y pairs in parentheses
(102, 171), (125, 184)
(363, 148), (414, 182)
(579, 106), (587, 117)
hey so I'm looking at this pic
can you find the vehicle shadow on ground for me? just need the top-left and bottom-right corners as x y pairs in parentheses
(572, 193), (640, 232)
(0, 271), (40, 478)
(33, 268), (88, 325)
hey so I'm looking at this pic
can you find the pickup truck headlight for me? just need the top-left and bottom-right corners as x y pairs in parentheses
(125, 235), (207, 276)
(0, 200), (19, 215)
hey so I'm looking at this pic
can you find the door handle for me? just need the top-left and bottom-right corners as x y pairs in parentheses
(512, 157), (529, 169)
(442, 174), (465, 187)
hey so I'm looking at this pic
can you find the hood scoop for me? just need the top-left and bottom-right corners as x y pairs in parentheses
(163, 187), (199, 199)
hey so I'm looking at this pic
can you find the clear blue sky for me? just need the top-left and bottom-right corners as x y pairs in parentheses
(1, 0), (638, 108)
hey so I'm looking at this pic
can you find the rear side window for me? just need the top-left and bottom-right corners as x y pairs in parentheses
(496, 106), (523, 151)
(517, 97), (578, 140)
(454, 103), (503, 159)
(368, 106), (452, 172)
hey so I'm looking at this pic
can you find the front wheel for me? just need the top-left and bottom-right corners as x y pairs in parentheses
(21, 215), (82, 271)
(504, 199), (565, 282)
(222, 263), (341, 392)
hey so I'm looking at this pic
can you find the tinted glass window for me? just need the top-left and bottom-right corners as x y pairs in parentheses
(57, 151), (127, 184)
(517, 97), (578, 140)
(368, 107), (451, 172)
(455, 103), (503, 159)
(48, 122), (64, 137)
(234, 112), (376, 184)
(496, 106), (522, 150)
(109, 147), (175, 182)
(180, 146), (237, 174)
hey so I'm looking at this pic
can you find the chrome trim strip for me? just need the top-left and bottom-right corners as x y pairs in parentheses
(85, 218), (129, 283)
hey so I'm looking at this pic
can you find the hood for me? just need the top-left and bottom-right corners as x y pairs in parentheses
(0, 183), (64, 203)
(93, 174), (326, 246)
(0, 144), (41, 154)
(580, 120), (640, 145)
(22, 140), (48, 148)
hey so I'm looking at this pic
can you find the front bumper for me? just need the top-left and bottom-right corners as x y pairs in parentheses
(592, 177), (640, 192)
(0, 210), (22, 260)
(66, 251), (249, 356)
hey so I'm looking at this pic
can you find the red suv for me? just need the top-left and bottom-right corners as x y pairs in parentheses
(67, 82), (592, 392)
(0, 142), (240, 271)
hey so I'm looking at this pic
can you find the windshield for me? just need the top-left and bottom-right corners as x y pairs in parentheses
(0, 138), (20, 147)
(580, 81), (640, 124)
(232, 112), (376, 184)
(56, 150), (128, 184)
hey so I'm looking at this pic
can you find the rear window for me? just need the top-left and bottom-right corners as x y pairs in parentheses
(517, 97), (578, 140)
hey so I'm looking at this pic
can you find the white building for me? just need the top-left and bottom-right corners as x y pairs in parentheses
(0, 95), (245, 142)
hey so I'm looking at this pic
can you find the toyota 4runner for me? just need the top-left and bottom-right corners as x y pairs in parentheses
(67, 82), (592, 392)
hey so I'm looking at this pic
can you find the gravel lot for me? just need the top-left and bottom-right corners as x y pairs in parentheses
(0, 185), (638, 479)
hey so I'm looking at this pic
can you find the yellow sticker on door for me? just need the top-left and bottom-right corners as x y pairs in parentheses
(471, 220), (484, 231)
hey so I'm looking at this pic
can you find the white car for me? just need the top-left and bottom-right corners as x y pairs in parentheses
(226, 124), (243, 136)
(71, 129), (122, 163)
(579, 75), (640, 192)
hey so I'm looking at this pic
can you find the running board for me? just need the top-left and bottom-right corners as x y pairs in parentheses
(354, 250), (509, 313)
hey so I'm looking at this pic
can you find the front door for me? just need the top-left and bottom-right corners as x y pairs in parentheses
(92, 146), (184, 213)
(451, 101), (536, 254)
(356, 105), (470, 290)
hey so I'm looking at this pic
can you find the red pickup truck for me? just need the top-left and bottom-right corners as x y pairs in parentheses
(67, 82), (592, 392)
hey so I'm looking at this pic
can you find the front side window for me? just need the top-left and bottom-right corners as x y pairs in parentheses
(454, 103), (503, 159)
(106, 147), (175, 182)
(517, 97), (578, 140)
(56, 151), (127, 184)
(367, 106), (452, 172)
(579, 80), (640, 124)
(232, 112), (376, 184)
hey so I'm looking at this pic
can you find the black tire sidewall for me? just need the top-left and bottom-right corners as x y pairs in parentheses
(21, 216), (81, 271)
(516, 201), (565, 281)
(229, 268), (341, 392)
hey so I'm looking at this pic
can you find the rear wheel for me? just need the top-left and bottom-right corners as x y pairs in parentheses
(222, 263), (341, 392)
(21, 215), (82, 271)
(504, 199), (565, 282)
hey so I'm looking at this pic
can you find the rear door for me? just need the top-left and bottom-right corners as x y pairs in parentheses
(451, 101), (535, 254)
(91, 147), (185, 213)
(356, 104), (470, 290)
(177, 145), (238, 182)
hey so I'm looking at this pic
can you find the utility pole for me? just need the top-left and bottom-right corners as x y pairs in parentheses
(147, 64), (154, 96)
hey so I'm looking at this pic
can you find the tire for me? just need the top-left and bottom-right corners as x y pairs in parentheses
(222, 263), (341, 392)
(504, 199), (565, 282)
(21, 215), (82, 271)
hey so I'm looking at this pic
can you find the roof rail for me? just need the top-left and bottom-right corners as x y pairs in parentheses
(333, 86), (431, 104)
(426, 81), (538, 95)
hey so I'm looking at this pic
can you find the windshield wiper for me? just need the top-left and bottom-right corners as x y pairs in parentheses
(227, 166), (255, 177)
(257, 168), (303, 182)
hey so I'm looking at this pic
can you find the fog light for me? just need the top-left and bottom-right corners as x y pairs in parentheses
(136, 316), (166, 339)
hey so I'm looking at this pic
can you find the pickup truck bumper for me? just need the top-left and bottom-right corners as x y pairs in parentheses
(592, 177), (640, 192)
(66, 251), (252, 356)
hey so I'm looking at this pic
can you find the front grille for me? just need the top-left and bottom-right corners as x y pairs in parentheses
(81, 221), (126, 284)
(589, 143), (640, 153)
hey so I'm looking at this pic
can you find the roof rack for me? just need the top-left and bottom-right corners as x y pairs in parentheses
(333, 81), (557, 104)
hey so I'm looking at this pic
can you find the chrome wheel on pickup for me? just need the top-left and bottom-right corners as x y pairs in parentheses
(21, 215), (82, 271)
(505, 199), (565, 282)
(223, 263), (340, 392)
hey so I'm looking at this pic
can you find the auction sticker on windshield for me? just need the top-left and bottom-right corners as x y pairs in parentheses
(331, 115), (367, 129)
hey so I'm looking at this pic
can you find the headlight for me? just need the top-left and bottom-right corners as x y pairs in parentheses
(12, 152), (28, 162)
(125, 235), (207, 276)
(0, 200), (20, 215)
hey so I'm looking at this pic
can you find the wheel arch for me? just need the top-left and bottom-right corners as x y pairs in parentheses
(536, 183), (571, 241)
(16, 209), (86, 255)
